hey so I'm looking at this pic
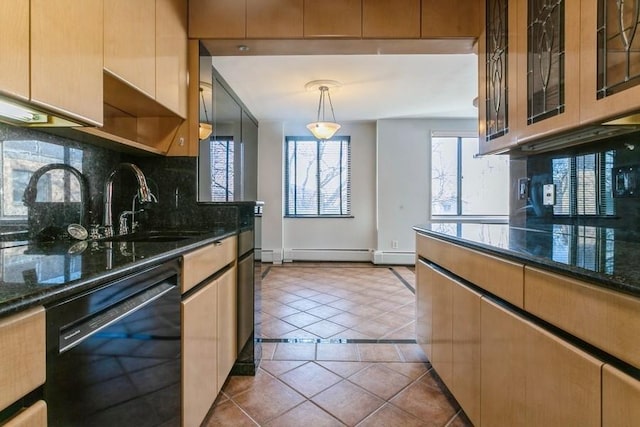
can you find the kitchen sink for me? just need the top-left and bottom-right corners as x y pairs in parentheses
(99, 230), (205, 243)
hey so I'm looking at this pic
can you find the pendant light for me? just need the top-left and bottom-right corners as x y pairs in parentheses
(306, 80), (341, 140)
(199, 86), (213, 140)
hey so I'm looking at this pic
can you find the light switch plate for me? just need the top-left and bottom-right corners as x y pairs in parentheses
(543, 184), (555, 206)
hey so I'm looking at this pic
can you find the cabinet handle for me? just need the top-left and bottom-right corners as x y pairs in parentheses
(214, 241), (223, 246)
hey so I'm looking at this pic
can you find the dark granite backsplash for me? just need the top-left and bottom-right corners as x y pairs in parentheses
(0, 123), (240, 237)
(518, 131), (640, 232)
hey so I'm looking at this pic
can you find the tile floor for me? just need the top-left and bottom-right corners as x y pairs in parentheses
(203, 263), (471, 427)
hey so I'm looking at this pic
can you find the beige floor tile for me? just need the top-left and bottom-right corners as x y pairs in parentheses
(223, 369), (277, 398)
(312, 380), (385, 426)
(448, 410), (473, 426)
(382, 362), (431, 380)
(260, 342), (277, 360)
(281, 311), (323, 328)
(303, 320), (347, 339)
(261, 302), (300, 318)
(280, 329), (322, 340)
(316, 343), (360, 361)
(383, 322), (415, 340)
(389, 371), (458, 425)
(306, 304), (344, 319)
(290, 288), (322, 298)
(328, 298), (360, 311)
(348, 304), (385, 318)
(259, 360), (307, 377)
(352, 319), (398, 338)
(203, 399), (258, 426)
(330, 329), (375, 340)
(308, 293), (342, 304)
(396, 343), (429, 363)
(261, 319), (299, 338)
(316, 361), (372, 378)
(272, 343), (317, 361)
(264, 401), (345, 427)
(348, 364), (413, 400)
(328, 312), (363, 328)
(358, 344), (402, 362)
(286, 298), (323, 311)
(357, 403), (425, 427)
(278, 362), (342, 398)
(231, 376), (305, 425)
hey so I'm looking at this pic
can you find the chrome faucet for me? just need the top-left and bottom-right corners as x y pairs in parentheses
(103, 163), (154, 237)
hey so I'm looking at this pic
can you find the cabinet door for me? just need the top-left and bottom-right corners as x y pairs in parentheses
(31, 0), (103, 126)
(422, 0), (481, 38)
(430, 266), (453, 387)
(217, 266), (238, 387)
(451, 281), (481, 426)
(525, 321), (602, 427)
(0, 0), (29, 100)
(363, 0), (421, 39)
(480, 298), (526, 427)
(182, 279), (218, 427)
(3, 400), (47, 427)
(580, 0), (640, 123)
(478, 0), (519, 155)
(603, 364), (640, 427)
(515, 0), (581, 144)
(156, 0), (187, 118)
(304, 0), (362, 37)
(189, 0), (246, 39)
(104, 0), (156, 97)
(246, 0), (303, 38)
(415, 259), (433, 360)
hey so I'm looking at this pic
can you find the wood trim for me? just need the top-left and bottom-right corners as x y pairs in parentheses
(524, 266), (640, 369)
(181, 236), (237, 293)
(416, 233), (525, 307)
(0, 307), (46, 412)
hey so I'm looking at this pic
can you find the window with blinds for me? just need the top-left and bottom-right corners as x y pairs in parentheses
(285, 136), (351, 217)
(552, 151), (615, 216)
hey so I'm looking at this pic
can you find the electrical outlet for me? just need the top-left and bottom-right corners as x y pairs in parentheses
(543, 184), (555, 206)
(518, 177), (530, 200)
(392, 240), (399, 249)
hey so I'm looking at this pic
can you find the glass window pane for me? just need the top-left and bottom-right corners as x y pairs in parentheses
(431, 137), (459, 215)
(552, 157), (571, 215)
(210, 139), (234, 201)
(293, 140), (318, 215)
(460, 137), (509, 215)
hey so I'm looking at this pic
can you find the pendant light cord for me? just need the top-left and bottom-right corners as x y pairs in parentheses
(200, 88), (210, 122)
(316, 86), (337, 123)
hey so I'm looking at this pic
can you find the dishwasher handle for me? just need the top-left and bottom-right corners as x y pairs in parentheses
(59, 282), (175, 353)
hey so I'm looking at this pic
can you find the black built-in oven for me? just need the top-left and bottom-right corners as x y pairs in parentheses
(45, 260), (181, 427)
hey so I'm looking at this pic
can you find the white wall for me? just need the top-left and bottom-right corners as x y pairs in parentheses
(375, 118), (477, 264)
(257, 117), (477, 264)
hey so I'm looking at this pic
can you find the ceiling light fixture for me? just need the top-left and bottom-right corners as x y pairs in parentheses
(199, 86), (212, 140)
(306, 80), (341, 140)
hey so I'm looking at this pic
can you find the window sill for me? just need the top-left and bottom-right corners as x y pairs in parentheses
(284, 215), (354, 219)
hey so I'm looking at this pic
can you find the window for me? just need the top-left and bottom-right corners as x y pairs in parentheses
(210, 138), (235, 202)
(431, 133), (509, 218)
(285, 136), (351, 217)
(552, 151), (615, 216)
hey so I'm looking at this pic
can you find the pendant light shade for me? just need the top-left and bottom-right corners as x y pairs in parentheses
(306, 82), (341, 139)
(199, 86), (213, 140)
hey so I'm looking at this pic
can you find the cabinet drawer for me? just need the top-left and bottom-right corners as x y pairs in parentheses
(0, 307), (45, 412)
(416, 233), (524, 307)
(603, 364), (640, 427)
(524, 266), (640, 369)
(3, 400), (47, 427)
(181, 236), (236, 293)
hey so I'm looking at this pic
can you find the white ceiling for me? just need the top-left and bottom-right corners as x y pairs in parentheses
(210, 54), (479, 123)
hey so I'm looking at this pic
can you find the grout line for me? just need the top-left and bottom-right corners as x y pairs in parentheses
(389, 267), (415, 294)
(258, 337), (417, 344)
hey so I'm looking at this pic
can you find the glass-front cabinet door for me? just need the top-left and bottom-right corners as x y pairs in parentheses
(580, 0), (640, 123)
(479, 0), (519, 155)
(516, 0), (581, 144)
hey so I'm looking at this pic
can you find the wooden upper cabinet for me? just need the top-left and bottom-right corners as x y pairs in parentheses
(422, 0), (481, 38)
(580, 0), (640, 124)
(31, 0), (103, 126)
(189, 0), (246, 39)
(515, 0), (581, 144)
(156, 0), (188, 118)
(363, 0), (420, 38)
(247, 0), (303, 38)
(0, 0), (29, 101)
(304, 0), (362, 38)
(478, 0), (519, 155)
(104, 0), (156, 98)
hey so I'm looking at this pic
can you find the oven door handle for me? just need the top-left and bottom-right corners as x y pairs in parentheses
(58, 281), (176, 353)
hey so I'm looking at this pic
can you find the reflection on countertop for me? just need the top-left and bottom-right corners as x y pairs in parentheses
(414, 222), (640, 298)
(0, 227), (236, 317)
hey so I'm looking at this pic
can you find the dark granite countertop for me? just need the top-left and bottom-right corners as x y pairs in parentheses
(414, 222), (640, 299)
(0, 227), (237, 318)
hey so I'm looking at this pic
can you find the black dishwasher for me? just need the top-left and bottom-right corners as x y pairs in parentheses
(44, 261), (181, 427)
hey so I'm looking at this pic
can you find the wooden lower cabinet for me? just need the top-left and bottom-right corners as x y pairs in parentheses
(182, 278), (218, 427)
(217, 266), (238, 387)
(431, 266), (453, 386)
(480, 298), (602, 427)
(3, 400), (47, 427)
(415, 259), (433, 360)
(602, 364), (640, 427)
